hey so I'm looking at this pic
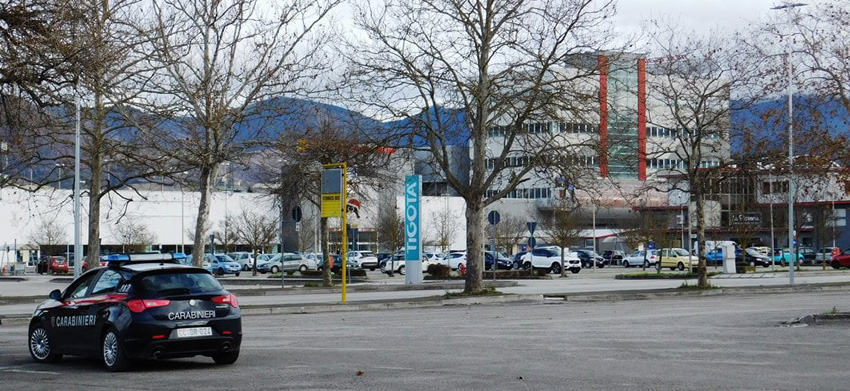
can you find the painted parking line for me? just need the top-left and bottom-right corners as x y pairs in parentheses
(0, 365), (60, 375)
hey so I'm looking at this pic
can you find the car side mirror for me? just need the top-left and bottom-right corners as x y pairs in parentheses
(49, 289), (62, 301)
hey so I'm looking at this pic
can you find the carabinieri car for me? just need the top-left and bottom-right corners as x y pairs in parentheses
(27, 253), (242, 371)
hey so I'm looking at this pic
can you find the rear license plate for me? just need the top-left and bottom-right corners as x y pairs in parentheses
(177, 327), (213, 338)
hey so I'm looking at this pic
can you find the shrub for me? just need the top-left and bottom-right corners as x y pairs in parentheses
(427, 264), (452, 277)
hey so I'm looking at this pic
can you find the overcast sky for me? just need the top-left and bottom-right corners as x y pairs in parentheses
(612, 0), (825, 36)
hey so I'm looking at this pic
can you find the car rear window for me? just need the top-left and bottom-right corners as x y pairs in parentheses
(136, 271), (224, 295)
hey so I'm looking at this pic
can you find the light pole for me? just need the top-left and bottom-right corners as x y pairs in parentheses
(772, 2), (806, 285)
(769, 171), (776, 271)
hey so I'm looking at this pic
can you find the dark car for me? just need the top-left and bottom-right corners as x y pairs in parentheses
(27, 253), (241, 372)
(601, 250), (624, 266)
(484, 251), (513, 270)
(318, 254), (357, 274)
(512, 251), (528, 269)
(574, 249), (605, 268)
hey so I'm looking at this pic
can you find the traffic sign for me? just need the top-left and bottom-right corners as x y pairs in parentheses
(648, 241), (655, 250)
(291, 206), (302, 223)
(527, 221), (537, 235)
(528, 237), (537, 248)
(487, 210), (501, 225)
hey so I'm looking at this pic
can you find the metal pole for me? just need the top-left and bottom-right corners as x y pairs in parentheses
(341, 163), (348, 303)
(280, 166), (285, 288)
(786, 51), (796, 286)
(772, 0), (807, 286)
(73, 85), (82, 279)
(592, 203), (596, 269)
(181, 188), (185, 253)
(770, 172), (775, 271)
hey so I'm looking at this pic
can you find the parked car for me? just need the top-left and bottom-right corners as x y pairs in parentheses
(601, 250), (625, 266)
(704, 247), (741, 267)
(49, 256), (68, 274)
(258, 253), (317, 274)
(27, 253), (241, 371)
(657, 248), (698, 271)
(743, 248), (771, 268)
(815, 247), (840, 264)
(227, 252), (254, 271)
(520, 246), (581, 274)
(447, 252), (467, 270)
(206, 254), (242, 276)
(381, 253), (431, 275)
(574, 249), (605, 268)
(772, 248), (805, 266)
(317, 254), (358, 274)
(512, 251), (528, 269)
(748, 246), (770, 257)
(797, 247), (817, 265)
(484, 251), (513, 270)
(622, 250), (658, 268)
(830, 249), (850, 269)
(424, 252), (447, 266)
(348, 251), (379, 271)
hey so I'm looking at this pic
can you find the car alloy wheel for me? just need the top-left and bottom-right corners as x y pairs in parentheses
(398, 265), (405, 275)
(623, 261), (630, 268)
(677, 262), (685, 271)
(522, 262), (532, 271)
(550, 262), (562, 274)
(29, 325), (61, 363)
(102, 328), (129, 372)
(271, 266), (279, 274)
(300, 265), (307, 272)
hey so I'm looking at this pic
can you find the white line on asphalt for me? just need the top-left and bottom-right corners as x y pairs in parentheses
(0, 366), (60, 375)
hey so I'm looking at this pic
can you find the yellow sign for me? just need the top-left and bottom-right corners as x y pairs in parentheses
(321, 194), (342, 217)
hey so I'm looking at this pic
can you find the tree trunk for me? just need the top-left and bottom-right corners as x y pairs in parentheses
(192, 165), (216, 266)
(464, 200), (485, 293)
(320, 217), (332, 287)
(695, 190), (708, 287)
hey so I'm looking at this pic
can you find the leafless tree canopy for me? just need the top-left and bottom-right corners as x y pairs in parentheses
(135, 0), (341, 265)
(348, 0), (621, 292)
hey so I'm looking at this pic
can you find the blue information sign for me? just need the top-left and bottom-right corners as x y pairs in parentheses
(404, 175), (421, 261)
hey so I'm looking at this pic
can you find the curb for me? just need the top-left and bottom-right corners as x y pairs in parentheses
(3, 282), (850, 327)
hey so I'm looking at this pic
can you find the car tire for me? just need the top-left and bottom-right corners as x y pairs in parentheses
(570, 268), (580, 274)
(300, 265), (307, 272)
(398, 265), (405, 275)
(522, 262), (532, 271)
(235, 271), (240, 277)
(550, 262), (562, 274)
(623, 261), (630, 268)
(270, 266), (279, 274)
(832, 260), (841, 269)
(677, 262), (685, 271)
(102, 328), (129, 372)
(213, 350), (240, 365)
(513, 261), (520, 270)
(216, 268), (224, 277)
(369, 267), (376, 271)
(28, 323), (62, 363)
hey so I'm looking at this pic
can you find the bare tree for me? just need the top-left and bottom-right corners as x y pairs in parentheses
(640, 24), (760, 287)
(232, 209), (277, 276)
(349, 0), (621, 293)
(496, 214), (527, 257)
(112, 218), (156, 252)
(213, 215), (239, 253)
(430, 207), (459, 254)
(376, 204), (404, 256)
(138, 0), (341, 266)
(28, 217), (66, 255)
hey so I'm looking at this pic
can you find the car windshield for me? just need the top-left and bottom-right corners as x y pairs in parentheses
(674, 249), (689, 256)
(137, 271), (223, 296)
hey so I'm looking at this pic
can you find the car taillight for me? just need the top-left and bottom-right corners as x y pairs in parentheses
(212, 294), (239, 308)
(127, 299), (171, 313)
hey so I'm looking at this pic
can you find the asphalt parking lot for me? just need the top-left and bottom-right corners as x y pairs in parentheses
(1, 289), (849, 390)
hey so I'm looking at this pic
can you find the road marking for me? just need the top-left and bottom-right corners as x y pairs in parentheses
(0, 366), (60, 375)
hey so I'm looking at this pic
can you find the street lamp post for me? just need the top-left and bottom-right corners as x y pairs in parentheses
(771, 2), (807, 286)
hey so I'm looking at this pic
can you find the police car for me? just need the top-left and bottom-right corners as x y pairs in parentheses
(27, 253), (242, 371)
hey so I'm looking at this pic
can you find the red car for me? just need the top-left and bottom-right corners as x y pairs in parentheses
(830, 250), (850, 269)
(49, 256), (68, 274)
